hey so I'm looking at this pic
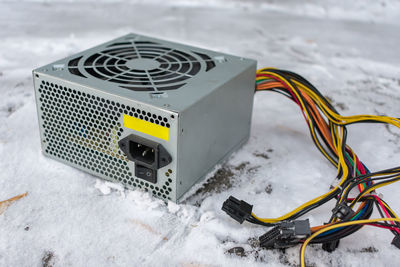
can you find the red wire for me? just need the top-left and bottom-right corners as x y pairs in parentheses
(258, 73), (400, 239)
(373, 195), (400, 234)
(344, 148), (363, 192)
(367, 223), (400, 231)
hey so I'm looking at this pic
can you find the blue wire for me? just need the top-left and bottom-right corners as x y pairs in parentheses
(316, 202), (370, 237)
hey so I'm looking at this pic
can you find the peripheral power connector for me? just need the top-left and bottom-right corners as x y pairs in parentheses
(332, 203), (355, 220)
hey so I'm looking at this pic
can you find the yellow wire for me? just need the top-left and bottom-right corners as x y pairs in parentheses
(300, 218), (400, 267)
(294, 80), (400, 127)
(254, 68), (400, 224)
(382, 201), (400, 219)
(350, 179), (400, 207)
(259, 71), (343, 168)
(253, 71), (350, 223)
(257, 68), (400, 266)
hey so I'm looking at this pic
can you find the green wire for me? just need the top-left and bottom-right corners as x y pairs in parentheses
(344, 152), (368, 189)
(352, 207), (364, 220)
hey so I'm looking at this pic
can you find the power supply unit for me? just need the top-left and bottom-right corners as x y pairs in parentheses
(33, 33), (256, 202)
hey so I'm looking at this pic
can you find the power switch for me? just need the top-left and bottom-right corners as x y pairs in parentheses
(135, 164), (157, 183)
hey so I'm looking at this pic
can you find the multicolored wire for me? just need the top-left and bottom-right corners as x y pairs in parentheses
(239, 68), (400, 266)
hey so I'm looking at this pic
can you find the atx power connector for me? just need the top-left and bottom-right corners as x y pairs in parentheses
(259, 219), (311, 249)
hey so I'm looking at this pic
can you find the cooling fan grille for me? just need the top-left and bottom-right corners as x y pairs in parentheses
(68, 41), (216, 92)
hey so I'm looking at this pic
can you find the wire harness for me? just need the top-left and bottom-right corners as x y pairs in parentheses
(221, 68), (400, 266)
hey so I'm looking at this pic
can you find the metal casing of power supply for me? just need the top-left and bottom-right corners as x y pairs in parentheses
(33, 33), (256, 202)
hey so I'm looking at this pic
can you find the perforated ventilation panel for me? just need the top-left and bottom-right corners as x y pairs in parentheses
(37, 80), (174, 201)
(67, 40), (216, 92)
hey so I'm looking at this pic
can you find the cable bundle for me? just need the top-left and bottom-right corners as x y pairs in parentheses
(222, 68), (400, 266)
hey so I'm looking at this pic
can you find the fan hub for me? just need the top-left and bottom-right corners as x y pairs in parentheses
(125, 58), (160, 71)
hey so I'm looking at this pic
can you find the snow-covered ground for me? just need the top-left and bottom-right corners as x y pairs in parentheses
(1, 0), (400, 266)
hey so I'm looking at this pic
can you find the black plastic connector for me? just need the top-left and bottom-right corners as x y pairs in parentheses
(322, 239), (340, 252)
(135, 164), (157, 183)
(332, 203), (355, 220)
(118, 134), (172, 170)
(392, 235), (400, 249)
(119, 134), (173, 184)
(259, 219), (311, 249)
(259, 225), (282, 249)
(222, 196), (253, 224)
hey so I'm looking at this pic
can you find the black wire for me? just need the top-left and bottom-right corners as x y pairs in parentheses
(345, 176), (400, 205)
(311, 199), (374, 243)
(254, 70), (400, 247)
(259, 79), (340, 165)
(256, 75), (348, 221)
(247, 216), (275, 227)
(267, 69), (339, 114)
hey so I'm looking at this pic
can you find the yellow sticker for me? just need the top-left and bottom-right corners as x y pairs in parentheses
(123, 114), (169, 141)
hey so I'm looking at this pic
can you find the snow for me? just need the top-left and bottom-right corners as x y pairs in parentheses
(1, 0), (400, 266)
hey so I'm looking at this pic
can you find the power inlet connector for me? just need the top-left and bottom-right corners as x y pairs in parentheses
(259, 219), (311, 249)
(221, 196), (253, 224)
(118, 134), (172, 184)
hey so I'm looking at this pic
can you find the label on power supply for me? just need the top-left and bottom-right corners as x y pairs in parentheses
(123, 114), (169, 141)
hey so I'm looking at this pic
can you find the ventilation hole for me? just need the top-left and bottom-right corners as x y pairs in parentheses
(66, 41), (215, 92)
(68, 68), (87, 78)
(68, 56), (82, 67)
(205, 61), (216, 72)
(86, 68), (107, 80)
(193, 51), (216, 72)
(37, 80), (174, 201)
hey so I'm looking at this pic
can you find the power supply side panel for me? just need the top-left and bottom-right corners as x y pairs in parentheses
(33, 72), (179, 202)
(176, 63), (257, 201)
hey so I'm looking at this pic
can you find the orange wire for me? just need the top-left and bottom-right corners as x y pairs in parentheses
(310, 202), (367, 232)
(257, 79), (371, 236)
(257, 82), (336, 153)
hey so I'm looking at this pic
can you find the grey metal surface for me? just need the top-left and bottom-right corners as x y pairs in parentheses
(33, 33), (256, 202)
(33, 33), (256, 113)
(176, 64), (256, 200)
(33, 74), (179, 202)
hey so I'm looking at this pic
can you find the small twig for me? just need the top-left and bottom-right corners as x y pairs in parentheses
(0, 192), (28, 215)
